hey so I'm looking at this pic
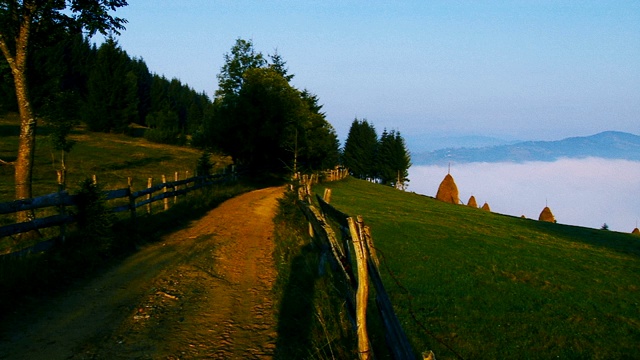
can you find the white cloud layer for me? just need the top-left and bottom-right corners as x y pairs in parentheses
(409, 158), (640, 233)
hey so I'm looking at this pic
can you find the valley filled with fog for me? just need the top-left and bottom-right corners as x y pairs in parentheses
(409, 158), (640, 233)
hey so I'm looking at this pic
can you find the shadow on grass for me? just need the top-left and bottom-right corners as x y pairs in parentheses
(272, 191), (358, 359)
(524, 218), (640, 258)
(274, 244), (318, 359)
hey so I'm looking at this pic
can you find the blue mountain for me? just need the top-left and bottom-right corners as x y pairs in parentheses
(413, 131), (640, 165)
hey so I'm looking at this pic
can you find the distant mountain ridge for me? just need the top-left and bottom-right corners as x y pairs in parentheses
(413, 131), (640, 165)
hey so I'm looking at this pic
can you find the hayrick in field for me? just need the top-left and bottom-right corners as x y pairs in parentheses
(436, 173), (460, 204)
(539, 206), (556, 223)
(467, 195), (478, 208)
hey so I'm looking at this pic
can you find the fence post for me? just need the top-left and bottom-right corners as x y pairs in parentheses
(162, 174), (169, 211)
(348, 217), (371, 360)
(146, 177), (153, 214)
(323, 188), (332, 204)
(128, 177), (136, 222)
(174, 172), (179, 205)
(57, 170), (66, 243)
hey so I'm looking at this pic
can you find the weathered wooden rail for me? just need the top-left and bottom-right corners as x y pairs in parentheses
(0, 172), (232, 240)
(296, 177), (418, 360)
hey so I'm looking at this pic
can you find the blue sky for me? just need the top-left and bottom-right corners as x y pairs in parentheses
(107, 1), (639, 150)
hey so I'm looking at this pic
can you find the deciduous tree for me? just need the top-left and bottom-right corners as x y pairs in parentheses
(0, 0), (127, 226)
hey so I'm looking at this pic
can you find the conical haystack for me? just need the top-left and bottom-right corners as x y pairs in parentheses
(467, 195), (477, 208)
(481, 202), (491, 211)
(539, 206), (556, 223)
(632, 228), (640, 235)
(436, 174), (460, 204)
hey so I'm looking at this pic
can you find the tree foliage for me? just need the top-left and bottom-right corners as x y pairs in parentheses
(343, 119), (412, 188)
(377, 129), (411, 188)
(203, 38), (340, 174)
(343, 118), (378, 180)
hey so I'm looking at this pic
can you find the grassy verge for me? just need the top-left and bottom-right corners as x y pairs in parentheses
(314, 178), (640, 359)
(272, 189), (357, 359)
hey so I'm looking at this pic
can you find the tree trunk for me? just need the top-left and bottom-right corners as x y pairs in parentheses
(14, 66), (37, 224)
(2, 2), (40, 231)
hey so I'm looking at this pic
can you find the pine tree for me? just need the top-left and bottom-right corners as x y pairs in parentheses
(377, 129), (411, 189)
(343, 119), (378, 179)
(82, 38), (137, 132)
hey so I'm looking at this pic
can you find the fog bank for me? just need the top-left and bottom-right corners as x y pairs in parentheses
(408, 158), (640, 233)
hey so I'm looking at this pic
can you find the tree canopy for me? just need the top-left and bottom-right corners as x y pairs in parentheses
(202, 38), (340, 174)
(343, 119), (411, 188)
(343, 118), (379, 180)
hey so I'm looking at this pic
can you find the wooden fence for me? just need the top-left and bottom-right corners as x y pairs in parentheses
(0, 171), (234, 244)
(296, 178), (421, 360)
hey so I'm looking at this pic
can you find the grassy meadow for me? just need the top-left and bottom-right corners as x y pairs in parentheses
(0, 113), (232, 202)
(314, 178), (640, 359)
(0, 112), (232, 251)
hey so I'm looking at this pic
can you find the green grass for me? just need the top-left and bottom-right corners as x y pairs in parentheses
(314, 178), (640, 359)
(0, 113), (232, 202)
(1, 113), (232, 251)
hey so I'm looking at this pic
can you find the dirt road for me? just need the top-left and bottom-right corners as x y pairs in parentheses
(0, 186), (284, 359)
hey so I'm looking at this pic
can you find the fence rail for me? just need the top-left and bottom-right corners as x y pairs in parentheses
(0, 172), (233, 241)
(296, 176), (418, 360)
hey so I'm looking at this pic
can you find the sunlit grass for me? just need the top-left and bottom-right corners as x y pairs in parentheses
(0, 113), (231, 202)
(1, 113), (232, 251)
(314, 178), (640, 359)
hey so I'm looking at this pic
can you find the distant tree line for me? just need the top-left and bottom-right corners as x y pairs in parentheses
(343, 118), (411, 189)
(1, 32), (342, 175)
(0, 32), (209, 145)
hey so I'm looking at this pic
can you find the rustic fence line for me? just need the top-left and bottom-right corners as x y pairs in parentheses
(295, 176), (419, 360)
(0, 171), (234, 241)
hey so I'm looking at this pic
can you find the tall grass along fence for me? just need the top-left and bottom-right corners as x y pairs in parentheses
(296, 175), (429, 360)
(0, 170), (235, 257)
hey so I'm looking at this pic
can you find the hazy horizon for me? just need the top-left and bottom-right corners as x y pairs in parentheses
(408, 157), (640, 233)
(101, 2), (639, 143)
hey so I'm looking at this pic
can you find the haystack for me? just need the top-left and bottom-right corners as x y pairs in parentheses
(436, 174), (460, 204)
(481, 202), (491, 212)
(467, 195), (477, 208)
(538, 206), (556, 223)
(632, 228), (640, 235)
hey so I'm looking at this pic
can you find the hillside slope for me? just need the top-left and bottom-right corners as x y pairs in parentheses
(414, 131), (640, 164)
(315, 178), (640, 359)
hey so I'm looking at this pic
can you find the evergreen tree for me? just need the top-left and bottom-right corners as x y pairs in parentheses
(208, 39), (340, 174)
(82, 38), (138, 132)
(343, 118), (378, 179)
(130, 58), (152, 125)
(296, 91), (340, 171)
(269, 50), (294, 82)
(215, 38), (266, 98)
(377, 129), (411, 189)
